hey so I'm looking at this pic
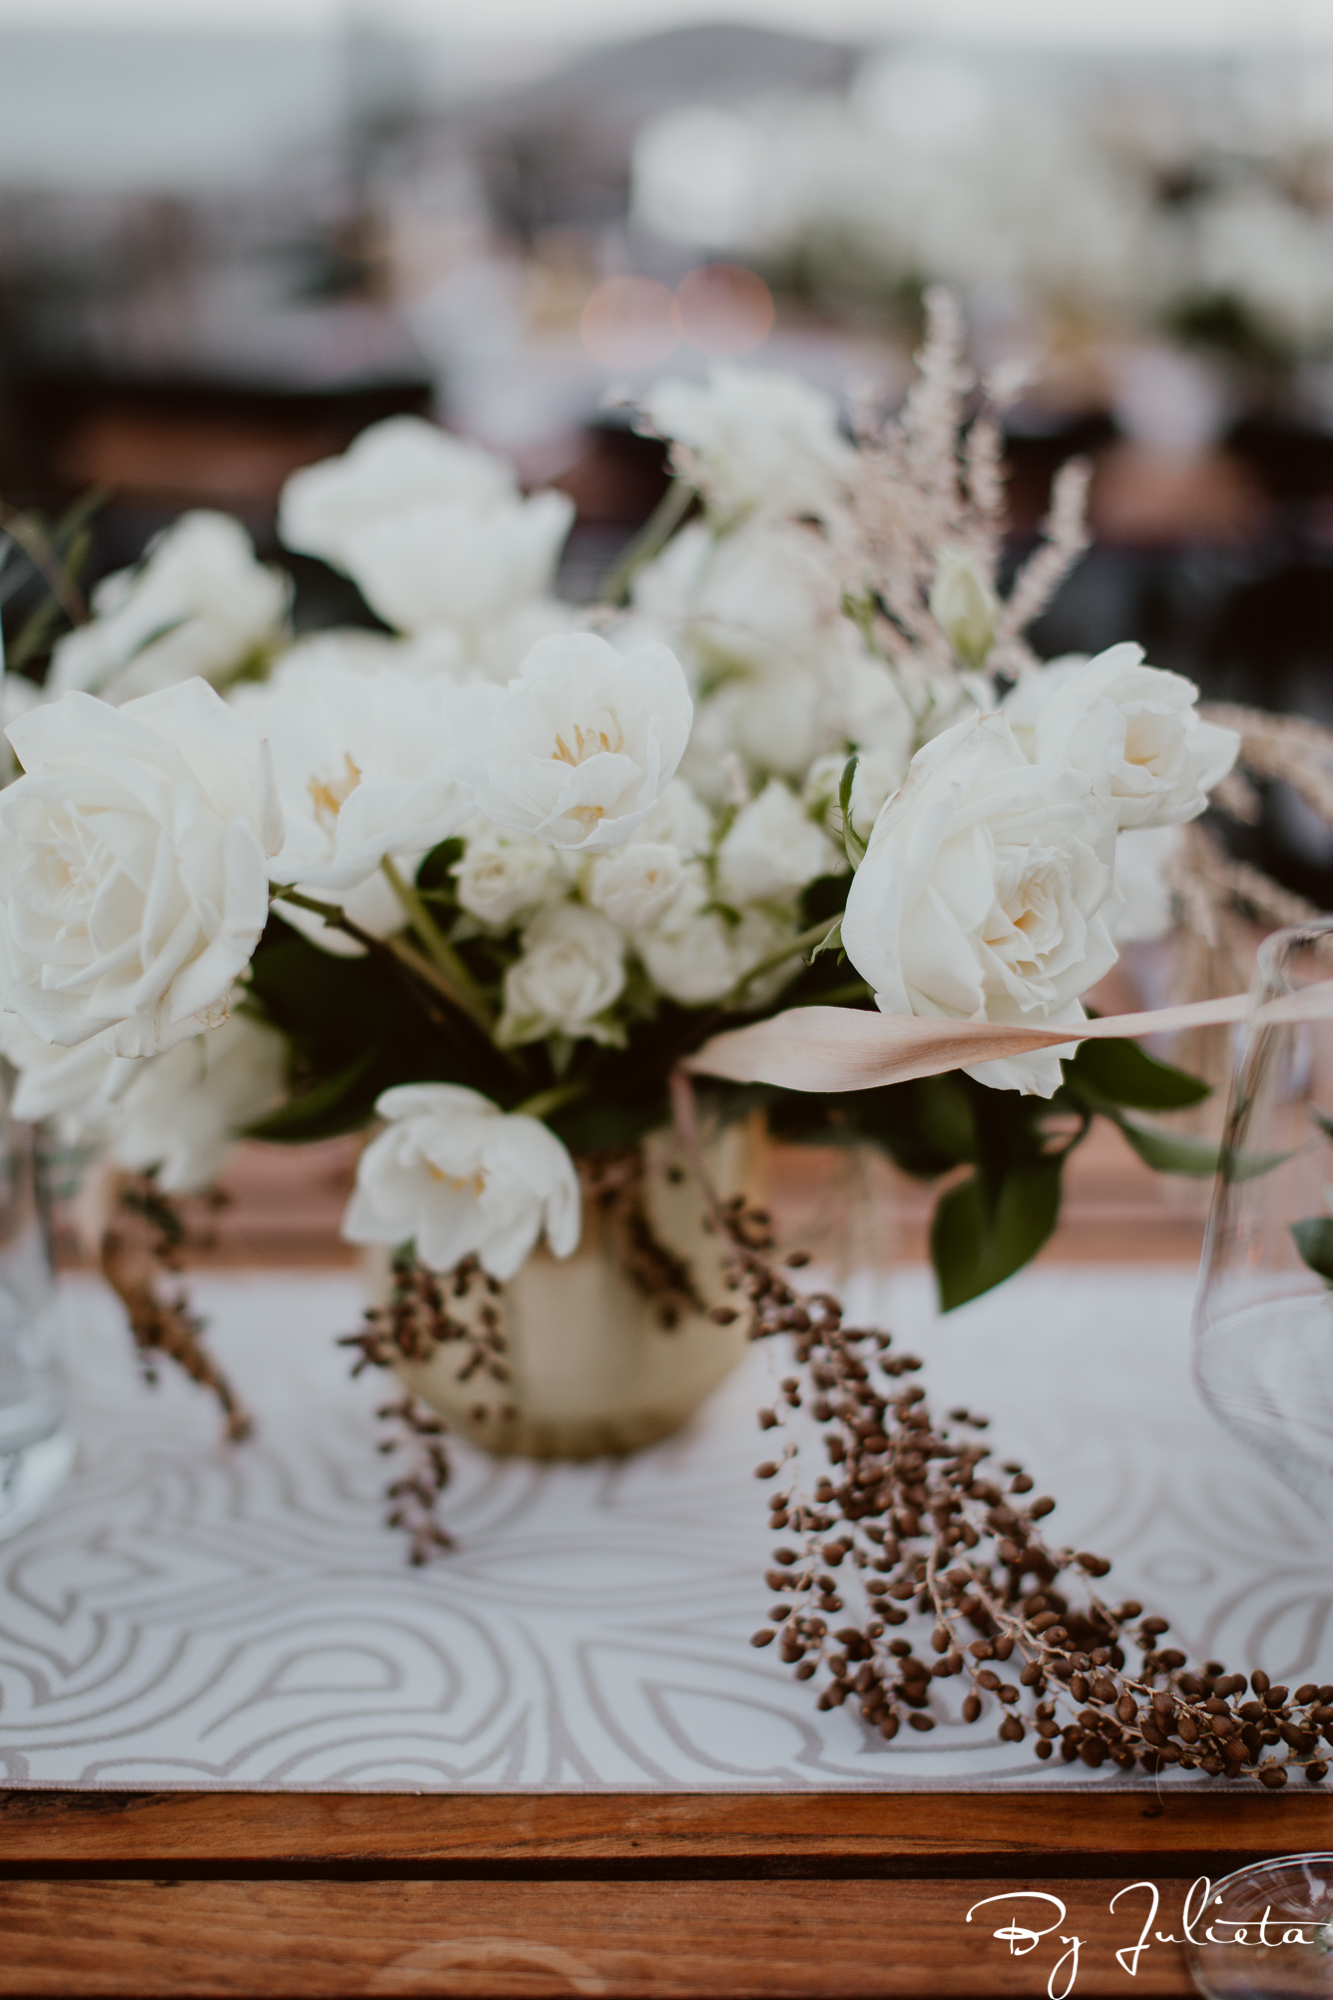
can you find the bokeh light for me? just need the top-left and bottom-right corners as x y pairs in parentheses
(674, 262), (774, 356)
(580, 275), (680, 368)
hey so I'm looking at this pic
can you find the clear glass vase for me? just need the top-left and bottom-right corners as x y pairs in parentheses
(1193, 920), (1333, 1519)
(0, 1077), (72, 1539)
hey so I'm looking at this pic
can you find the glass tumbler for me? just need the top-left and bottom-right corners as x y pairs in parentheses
(0, 1074), (72, 1540)
(1193, 920), (1333, 1519)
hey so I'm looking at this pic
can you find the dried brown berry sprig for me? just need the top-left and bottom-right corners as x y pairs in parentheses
(374, 1392), (454, 1566)
(665, 1071), (1333, 1789)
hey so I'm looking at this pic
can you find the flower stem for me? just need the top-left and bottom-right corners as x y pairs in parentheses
(379, 856), (495, 1034)
(599, 476), (696, 606)
(722, 918), (844, 1010)
(511, 1080), (587, 1122)
(272, 884), (496, 1041)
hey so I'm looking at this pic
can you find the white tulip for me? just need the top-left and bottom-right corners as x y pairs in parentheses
(466, 633), (692, 853)
(498, 902), (626, 1046)
(232, 661), (471, 893)
(716, 779), (841, 905)
(841, 712), (1121, 1097)
(49, 513), (288, 706)
(342, 1082), (581, 1281)
(110, 1008), (287, 1194)
(0, 681), (281, 1058)
(453, 824), (562, 927)
(641, 366), (851, 522)
(584, 842), (685, 929)
(1002, 644), (1239, 830)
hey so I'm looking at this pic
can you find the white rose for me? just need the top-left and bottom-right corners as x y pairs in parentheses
(453, 825), (562, 927)
(342, 1082), (581, 1281)
(110, 1008), (287, 1194)
(339, 490), (574, 637)
(641, 366), (851, 522)
(635, 517), (842, 679)
(278, 417), (516, 570)
(1, 1014), (133, 1139)
(399, 599), (578, 686)
(0, 681), (281, 1057)
(49, 513), (288, 706)
(636, 866), (798, 1007)
(467, 633), (692, 853)
(841, 712), (1121, 1097)
(716, 779), (840, 905)
(584, 842), (685, 929)
(232, 661), (471, 893)
(1002, 644), (1239, 829)
(928, 546), (999, 670)
(498, 902), (626, 1046)
(1109, 824), (1180, 946)
(682, 672), (822, 798)
(634, 776), (714, 856)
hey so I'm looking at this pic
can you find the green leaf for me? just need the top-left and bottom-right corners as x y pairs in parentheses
(838, 752), (865, 867)
(1113, 1115), (1290, 1182)
(416, 838), (464, 898)
(809, 918), (843, 962)
(246, 1045), (382, 1143)
(930, 1160), (1063, 1312)
(1063, 1036), (1211, 1111)
(1292, 1217), (1333, 1283)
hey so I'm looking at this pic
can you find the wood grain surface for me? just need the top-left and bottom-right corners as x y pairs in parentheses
(2, 1789), (1329, 1997)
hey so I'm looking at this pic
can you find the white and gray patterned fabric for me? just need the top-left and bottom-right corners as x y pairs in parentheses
(0, 1267), (1322, 1791)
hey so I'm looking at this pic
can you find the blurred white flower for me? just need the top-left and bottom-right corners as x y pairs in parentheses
(0, 681), (281, 1057)
(634, 776), (714, 856)
(929, 546), (999, 670)
(636, 867), (797, 1007)
(453, 823), (562, 928)
(232, 661), (471, 893)
(1109, 824), (1180, 946)
(584, 842), (685, 929)
(804, 743), (908, 849)
(641, 367), (851, 522)
(110, 1008), (287, 1194)
(1003, 644), (1239, 829)
(499, 902), (626, 1046)
(841, 712), (1120, 1097)
(0, 1013), (132, 1140)
(342, 1081), (581, 1281)
(635, 516), (842, 680)
(468, 633), (692, 853)
(278, 416), (515, 569)
(716, 779), (840, 905)
(49, 513), (288, 706)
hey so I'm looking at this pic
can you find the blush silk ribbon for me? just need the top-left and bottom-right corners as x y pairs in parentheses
(683, 983), (1333, 1094)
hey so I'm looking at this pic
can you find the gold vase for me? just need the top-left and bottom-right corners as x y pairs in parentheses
(385, 1117), (765, 1460)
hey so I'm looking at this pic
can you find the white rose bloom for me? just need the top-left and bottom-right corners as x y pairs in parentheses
(49, 513), (288, 706)
(635, 517), (842, 680)
(278, 417), (516, 570)
(683, 672), (823, 799)
(1109, 824), (1180, 946)
(841, 712), (1121, 1097)
(453, 824), (562, 927)
(0, 681), (281, 1058)
(716, 779), (841, 905)
(338, 489), (574, 638)
(1002, 644), (1239, 829)
(584, 842), (685, 929)
(641, 366), (851, 522)
(110, 1008), (287, 1194)
(467, 633), (692, 853)
(634, 777), (714, 856)
(498, 902), (626, 1046)
(265, 628), (407, 679)
(1, 1014), (133, 1139)
(636, 865), (797, 1007)
(400, 599), (578, 686)
(232, 661), (471, 893)
(342, 1082), (581, 1281)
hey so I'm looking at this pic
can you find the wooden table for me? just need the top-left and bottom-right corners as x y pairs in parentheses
(3, 1789), (1331, 1995)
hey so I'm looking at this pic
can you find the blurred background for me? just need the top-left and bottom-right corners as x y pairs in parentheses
(3, 0), (1333, 898)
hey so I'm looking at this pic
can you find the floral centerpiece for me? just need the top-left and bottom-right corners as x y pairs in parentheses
(5, 293), (1331, 1785)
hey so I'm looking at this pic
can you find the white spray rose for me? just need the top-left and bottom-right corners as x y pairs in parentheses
(636, 867), (797, 1008)
(1109, 824), (1180, 946)
(634, 776), (714, 856)
(278, 416), (516, 567)
(641, 367), (851, 522)
(0, 681), (281, 1057)
(342, 1082), (581, 1281)
(49, 513), (288, 706)
(1002, 644), (1239, 829)
(928, 545), (999, 670)
(584, 842), (685, 929)
(467, 633), (692, 853)
(804, 745), (908, 849)
(110, 1008), (287, 1194)
(452, 824), (562, 927)
(498, 902), (626, 1046)
(232, 661), (471, 893)
(841, 712), (1121, 1097)
(716, 779), (841, 905)
(635, 517), (843, 681)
